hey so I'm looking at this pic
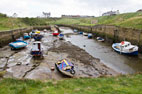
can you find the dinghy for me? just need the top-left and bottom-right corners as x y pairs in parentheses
(23, 33), (30, 39)
(53, 31), (59, 36)
(112, 41), (138, 55)
(9, 40), (27, 50)
(83, 32), (88, 36)
(58, 33), (64, 40)
(73, 29), (78, 33)
(88, 33), (93, 39)
(55, 59), (75, 77)
(97, 37), (105, 42)
(31, 41), (43, 57)
(33, 34), (43, 41)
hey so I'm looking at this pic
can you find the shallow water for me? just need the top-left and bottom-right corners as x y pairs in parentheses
(61, 27), (142, 74)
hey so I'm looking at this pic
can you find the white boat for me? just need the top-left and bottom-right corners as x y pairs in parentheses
(83, 32), (88, 36)
(112, 41), (138, 55)
(31, 41), (44, 57)
(97, 37), (105, 42)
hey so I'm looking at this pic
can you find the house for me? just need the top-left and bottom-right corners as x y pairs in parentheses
(102, 10), (119, 16)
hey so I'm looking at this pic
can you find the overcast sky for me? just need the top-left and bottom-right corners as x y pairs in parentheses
(0, 0), (142, 17)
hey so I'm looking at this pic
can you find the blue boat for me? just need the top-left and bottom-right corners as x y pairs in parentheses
(34, 34), (43, 41)
(112, 41), (138, 56)
(88, 33), (93, 39)
(55, 59), (75, 77)
(9, 40), (28, 50)
(78, 32), (83, 34)
(23, 33), (30, 39)
(58, 33), (64, 40)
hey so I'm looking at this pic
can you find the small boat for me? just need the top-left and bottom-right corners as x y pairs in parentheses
(73, 29), (78, 33)
(43, 29), (47, 32)
(23, 33), (30, 39)
(78, 32), (83, 34)
(29, 30), (36, 38)
(33, 34), (43, 41)
(55, 59), (75, 77)
(53, 31), (59, 36)
(83, 32), (88, 36)
(112, 41), (138, 55)
(9, 40), (27, 50)
(88, 33), (93, 39)
(31, 41), (43, 57)
(97, 37), (105, 42)
(58, 33), (64, 40)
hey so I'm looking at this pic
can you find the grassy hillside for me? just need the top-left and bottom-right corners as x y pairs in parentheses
(53, 12), (142, 29)
(1, 12), (142, 31)
(0, 74), (142, 94)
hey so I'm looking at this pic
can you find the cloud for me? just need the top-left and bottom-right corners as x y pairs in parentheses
(0, 0), (142, 17)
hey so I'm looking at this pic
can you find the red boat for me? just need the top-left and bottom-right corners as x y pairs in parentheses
(53, 31), (59, 36)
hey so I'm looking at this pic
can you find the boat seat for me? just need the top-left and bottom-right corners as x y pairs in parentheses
(63, 66), (71, 71)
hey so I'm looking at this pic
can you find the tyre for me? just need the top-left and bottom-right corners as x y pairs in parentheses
(70, 69), (75, 75)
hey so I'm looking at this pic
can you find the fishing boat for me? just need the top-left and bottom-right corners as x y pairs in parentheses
(31, 41), (43, 57)
(97, 37), (105, 42)
(23, 33), (30, 39)
(53, 31), (59, 36)
(55, 59), (75, 77)
(112, 41), (138, 55)
(58, 33), (64, 40)
(9, 40), (27, 50)
(43, 29), (47, 32)
(88, 33), (93, 39)
(83, 32), (88, 36)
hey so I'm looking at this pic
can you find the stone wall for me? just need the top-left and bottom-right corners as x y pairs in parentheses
(59, 24), (142, 52)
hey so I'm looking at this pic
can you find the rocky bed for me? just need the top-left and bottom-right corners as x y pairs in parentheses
(0, 31), (119, 80)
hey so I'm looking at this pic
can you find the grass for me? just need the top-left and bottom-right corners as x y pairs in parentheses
(1, 12), (142, 31)
(0, 74), (142, 94)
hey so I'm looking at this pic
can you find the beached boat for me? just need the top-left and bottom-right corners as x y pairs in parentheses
(97, 37), (105, 42)
(58, 33), (64, 40)
(78, 32), (83, 34)
(83, 32), (88, 36)
(53, 31), (59, 36)
(73, 29), (78, 33)
(112, 41), (138, 55)
(9, 40), (27, 50)
(33, 34), (43, 41)
(88, 33), (93, 39)
(23, 33), (30, 39)
(55, 59), (75, 77)
(31, 41), (43, 57)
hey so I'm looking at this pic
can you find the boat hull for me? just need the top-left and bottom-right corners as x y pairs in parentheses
(112, 43), (138, 56)
(9, 42), (27, 49)
(55, 63), (74, 77)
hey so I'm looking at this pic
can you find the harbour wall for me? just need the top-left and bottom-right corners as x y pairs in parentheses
(58, 24), (142, 52)
(0, 26), (50, 47)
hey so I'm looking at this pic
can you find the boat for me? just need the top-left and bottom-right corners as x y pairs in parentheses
(23, 33), (30, 39)
(29, 30), (36, 38)
(97, 37), (105, 42)
(55, 59), (75, 77)
(33, 34), (43, 41)
(9, 40), (27, 50)
(112, 41), (138, 55)
(83, 32), (88, 36)
(58, 33), (64, 40)
(78, 32), (83, 34)
(43, 29), (47, 32)
(53, 31), (59, 36)
(88, 33), (93, 39)
(31, 41), (43, 57)
(73, 29), (78, 33)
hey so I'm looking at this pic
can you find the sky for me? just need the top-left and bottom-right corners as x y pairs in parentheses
(0, 0), (142, 17)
